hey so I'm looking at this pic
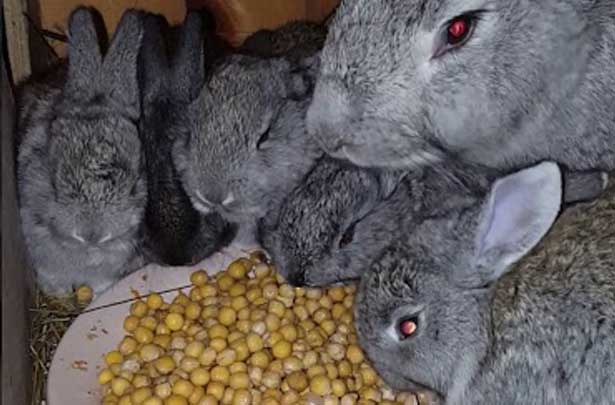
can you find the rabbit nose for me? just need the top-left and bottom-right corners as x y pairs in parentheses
(72, 228), (102, 244)
(306, 77), (351, 153)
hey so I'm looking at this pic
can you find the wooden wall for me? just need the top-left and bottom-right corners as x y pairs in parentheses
(2, 17), (34, 405)
(7, 0), (339, 64)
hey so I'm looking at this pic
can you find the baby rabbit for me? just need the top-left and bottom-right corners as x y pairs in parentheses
(307, 1), (614, 191)
(260, 157), (492, 287)
(258, 157), (405, 286)
(239, 20), (327, 63)
(172, 53), (322, 232)
(139, 12), (236, 266)
(356, 161), (615, 404)
(17, 8), (147, 296)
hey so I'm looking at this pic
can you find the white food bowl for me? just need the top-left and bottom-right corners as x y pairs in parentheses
(47, 240), (260, 405)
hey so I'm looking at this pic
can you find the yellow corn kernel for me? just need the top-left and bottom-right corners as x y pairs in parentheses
(190, 270), (209, 286)
(165, 313), (185, 332)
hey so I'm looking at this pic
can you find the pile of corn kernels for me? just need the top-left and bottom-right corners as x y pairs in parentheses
(98, 252), (418, 405)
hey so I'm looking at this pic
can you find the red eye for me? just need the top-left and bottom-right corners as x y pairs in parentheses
(447, 17), (471, 45)
(399, 317), (418, 338)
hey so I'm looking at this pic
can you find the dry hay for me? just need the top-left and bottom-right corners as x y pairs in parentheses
(29, 288), (83, 405)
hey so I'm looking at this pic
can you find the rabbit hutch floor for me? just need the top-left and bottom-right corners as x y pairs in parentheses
(33, 238), (260, 405)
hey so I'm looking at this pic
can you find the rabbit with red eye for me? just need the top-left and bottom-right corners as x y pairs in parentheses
(307, 0), (613, 199)
(138, 12), (236, 266)
(259, 156), (494, 287)
(172, 53), (322, 236)
(356, 161), (615, 404)
(17, 8), (147, 296)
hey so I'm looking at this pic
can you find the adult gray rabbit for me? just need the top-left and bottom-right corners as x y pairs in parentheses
(172, 53), (322, 234)
(306, 0), (614, 195)
(17, 8), (147, 296)
(139, 12), (236, 266)
(356, 161), (615, 404)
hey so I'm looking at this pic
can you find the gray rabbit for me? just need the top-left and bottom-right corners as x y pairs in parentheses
(17, 8), (147, 296)
(239, 20), (327, 64)
(306, 1), (614, 195)
(172, 53), (322, 235)
(138, 12), (236, 266)
(258, 157), (405, 286)
(356, 161), (615, 404)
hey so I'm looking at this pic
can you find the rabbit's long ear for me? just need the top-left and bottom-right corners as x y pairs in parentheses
(100, 9), (144, 116)
(65, 7), (102, 96)
(171, 11), (205, 102)
(469, 161), (562, 285)
(139, 13), (170, 104)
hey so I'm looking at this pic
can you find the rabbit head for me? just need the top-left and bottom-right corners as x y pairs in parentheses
(307, 1), (590, 170)
(173, 54), (319, 221)
(45, 8), (146, 248)
(355, 161), (562, 395)
(259, 158), (406, 287)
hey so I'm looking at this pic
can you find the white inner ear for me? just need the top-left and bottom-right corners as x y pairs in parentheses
(476, 162), (562, 280)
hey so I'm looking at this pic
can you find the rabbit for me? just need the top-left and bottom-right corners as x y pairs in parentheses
(305, 0), (614, 200)
(172, 52), (323, 238)
(17, 8), (147, 296)
(259, 156), (497, 287)
(138, 11), (237, 266)
(355, 161), (615, 404)
(238, 20), (328, 63)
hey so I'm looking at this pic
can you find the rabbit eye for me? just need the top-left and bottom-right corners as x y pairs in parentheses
(338, 223), (356, 248)
(434, 11), (484, 58)
(447, 16), (472, 45)
(398, 316), (419, 339)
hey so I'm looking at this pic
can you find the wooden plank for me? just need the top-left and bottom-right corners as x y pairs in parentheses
(305, 0), (340, 22)
(1, 20), (34, 405)
(4, 0), (32, 83)
(202, 0), (307, 46)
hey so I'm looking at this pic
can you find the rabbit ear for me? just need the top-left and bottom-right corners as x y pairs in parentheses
(171, 11), (205, 102)
(65, 7), (102, 95)
(139, 14), (170, 103)
(99, 9), (144, 115)
(470, 162), (562, 284)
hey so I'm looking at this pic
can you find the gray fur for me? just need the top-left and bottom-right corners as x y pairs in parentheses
(139, 12), (236, 266)
(17, 8), (147, 296)
(356, 162), (615, 404)
(307, 0), (615, 177)
(172, 53), (322, 226)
